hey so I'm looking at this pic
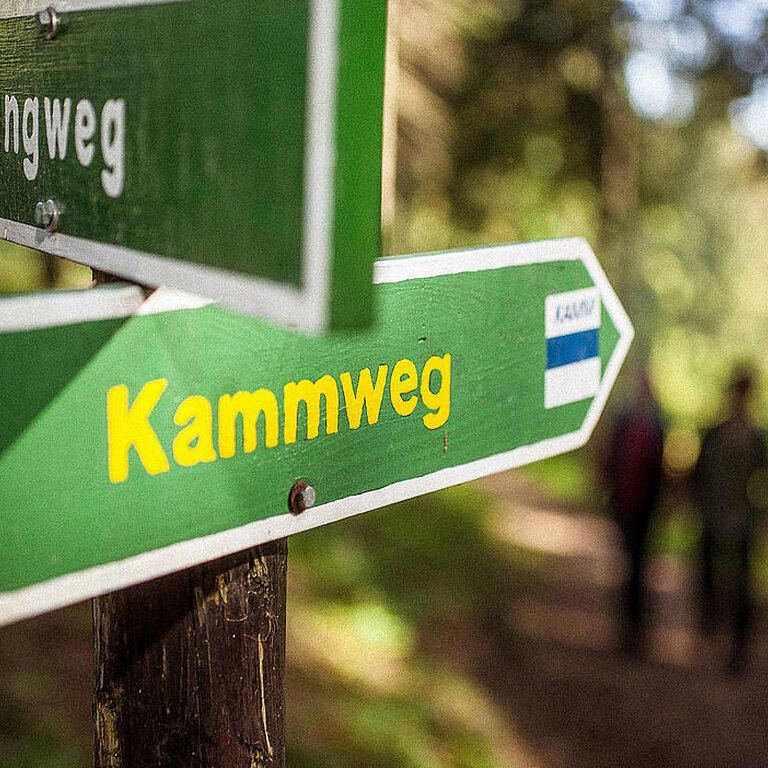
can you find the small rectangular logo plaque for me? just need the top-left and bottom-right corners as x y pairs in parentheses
(545, 287), (602, 409)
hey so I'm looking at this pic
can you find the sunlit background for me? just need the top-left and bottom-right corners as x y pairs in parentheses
(4, 0), (768, 765)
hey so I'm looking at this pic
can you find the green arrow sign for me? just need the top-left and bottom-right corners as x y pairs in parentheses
(0, 239), (632, 625)
(0, 0), (386, 331)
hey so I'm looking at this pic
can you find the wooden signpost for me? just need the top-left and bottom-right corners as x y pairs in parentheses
(0, 238), (632, 626)
(0, 0), (387, 331)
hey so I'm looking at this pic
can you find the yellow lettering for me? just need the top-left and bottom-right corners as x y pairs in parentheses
(421, 354), (451, 429)
(218, 389), (279, 458)
(107, 379), (170, 483)
(283, 375), (339, 444)
(340, 365), (388, 429)
(390, 359), (418, 417)
(108, 351), (453, 482)
(173, 395), (217, 467)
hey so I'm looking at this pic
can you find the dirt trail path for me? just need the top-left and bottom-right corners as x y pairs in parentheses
(462, 473), (768, 768)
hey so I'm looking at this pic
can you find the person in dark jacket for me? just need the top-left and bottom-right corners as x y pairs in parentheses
(693, 367), (766, 674)
(606, 371), (665, 655)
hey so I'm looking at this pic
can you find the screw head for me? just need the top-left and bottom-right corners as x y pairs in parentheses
(35, 6), (60, 39)
(36, 199), (60, 232)
(288, 481), (316, 515)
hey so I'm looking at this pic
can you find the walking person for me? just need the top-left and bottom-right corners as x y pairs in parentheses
(693, 367), (766, 674)
(606, 371), (665, 655)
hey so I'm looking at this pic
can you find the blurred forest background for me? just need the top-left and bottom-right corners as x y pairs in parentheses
(4, 0), (768, 765)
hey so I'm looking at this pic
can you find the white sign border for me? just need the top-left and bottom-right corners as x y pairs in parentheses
(0, 0), (337, 333)
(0, 238), (633, 626)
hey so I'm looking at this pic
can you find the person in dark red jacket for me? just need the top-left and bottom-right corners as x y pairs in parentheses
(606, 371), (665, 655)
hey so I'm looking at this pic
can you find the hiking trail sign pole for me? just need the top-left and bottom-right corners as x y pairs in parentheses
(93, 541), (288, 767)
(0, 0), (387, 331)
(87, 281), (288, 768)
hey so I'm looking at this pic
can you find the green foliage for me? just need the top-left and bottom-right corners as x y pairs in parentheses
(522, 450), (598, 507)
(287, 486), (521, 765)
(0, 240), (91, 294)
(290, 484), (513, 626)
(287, 669), (504, 768)
(0, 605), (93, 768)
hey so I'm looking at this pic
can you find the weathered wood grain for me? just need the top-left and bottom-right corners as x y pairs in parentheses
(93, 541), (286, 768)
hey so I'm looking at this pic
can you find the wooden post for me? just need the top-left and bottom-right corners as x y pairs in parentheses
(93, 540), (287, 768)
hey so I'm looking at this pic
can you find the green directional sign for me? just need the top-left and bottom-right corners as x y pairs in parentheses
(0, 239), (632, 625)
(0, 0), (387, 331)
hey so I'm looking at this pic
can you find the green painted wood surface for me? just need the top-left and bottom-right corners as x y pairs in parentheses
(0, 254), (622, 595)
(0, 314), (127, 454)
(0, 0), (386, 328)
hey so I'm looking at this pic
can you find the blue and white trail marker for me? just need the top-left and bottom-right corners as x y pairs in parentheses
(545, 287), (602, 409)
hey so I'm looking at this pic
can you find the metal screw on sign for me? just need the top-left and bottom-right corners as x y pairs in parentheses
(35, 6), (60, 39)
(34, 199), (60, 232)
(288, 481), (316, 515)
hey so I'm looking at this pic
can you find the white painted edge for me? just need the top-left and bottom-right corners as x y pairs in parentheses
(0, 281), (211, 333)
(0, 236), (634, 626)
(373, 237), (583, 283)
(0, 283), (144, 331)
(0, 217), (321, 326)
(0, 0), (339, 334)
(0, 237), (588, 330)
(579, 239), (635, 444)
(136, 286), (213, 315)
(0, 428), (590, 627)
(0, 0), (190, 17)
(299, 0), (338, 333)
